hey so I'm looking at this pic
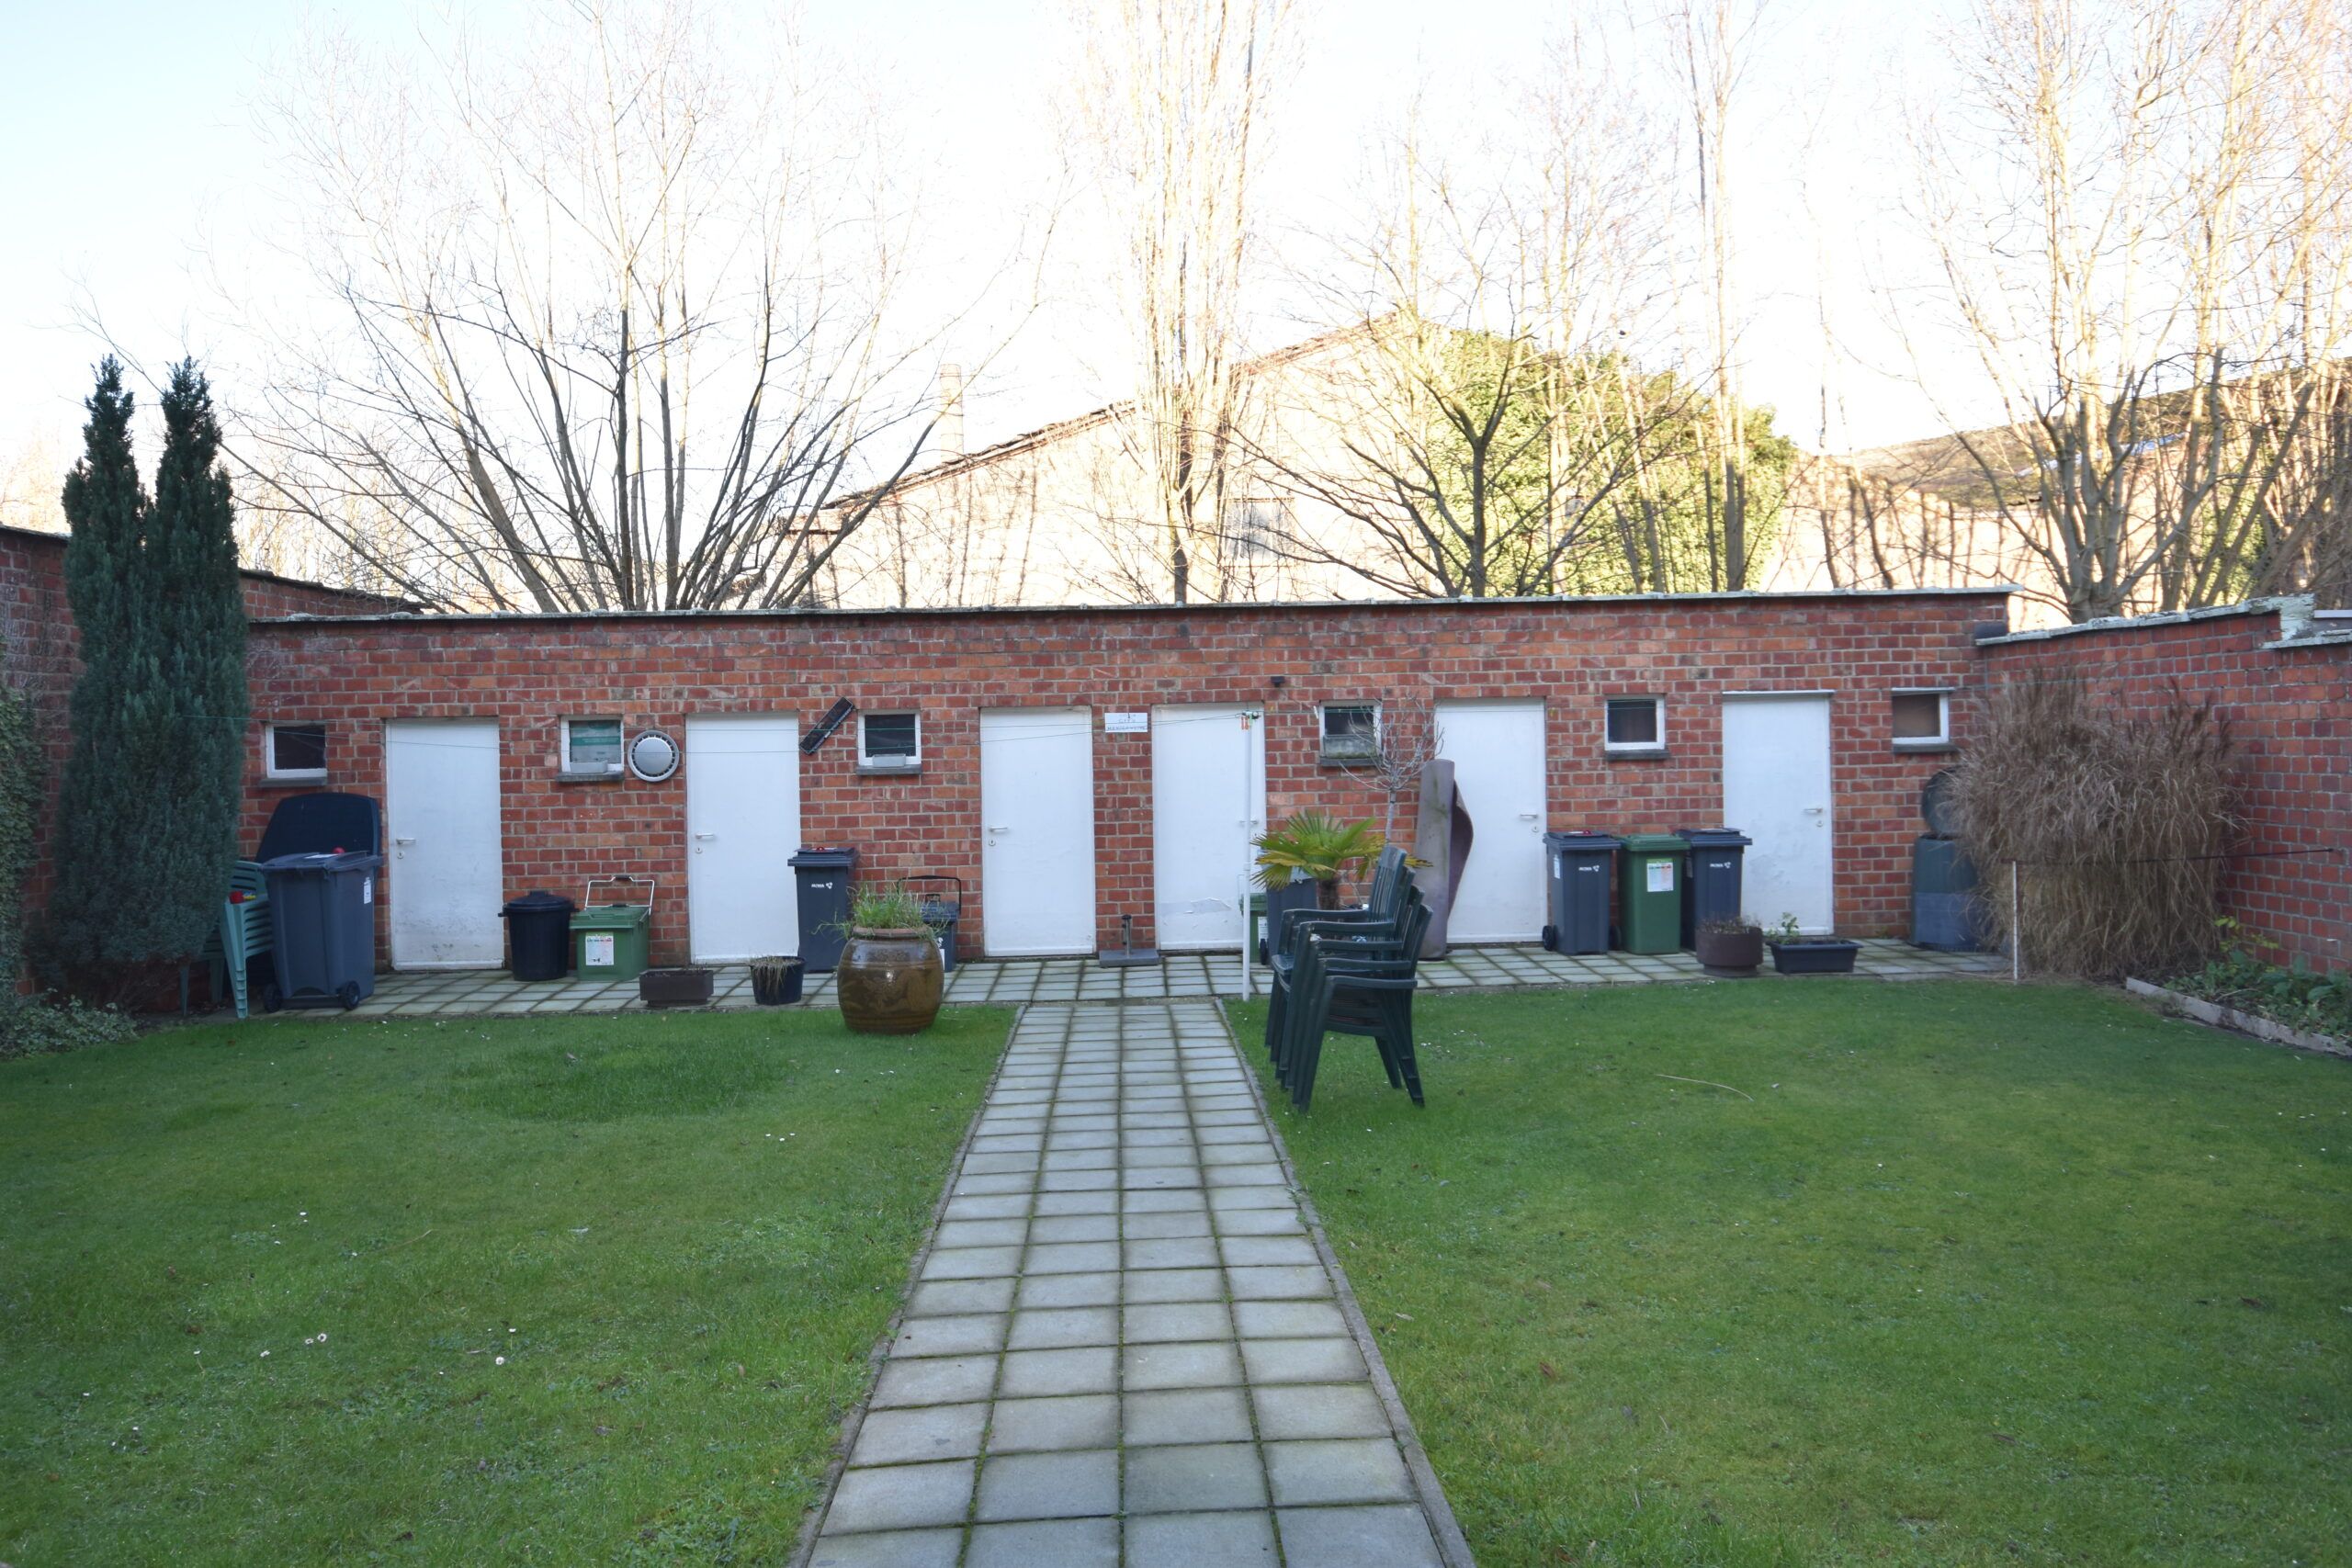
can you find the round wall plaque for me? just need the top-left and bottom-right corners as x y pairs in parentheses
(628, 728), (680, 783)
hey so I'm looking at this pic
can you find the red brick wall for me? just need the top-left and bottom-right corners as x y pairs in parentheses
(240, 593), (2009, 967)
(1, 525), (407, 923)
(1973, 606), (2351, 974)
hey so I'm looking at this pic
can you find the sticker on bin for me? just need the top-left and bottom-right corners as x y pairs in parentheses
(584, 932), (616, 966)
(362, 876), (373, 904)
(1646, 861), (1676, 893)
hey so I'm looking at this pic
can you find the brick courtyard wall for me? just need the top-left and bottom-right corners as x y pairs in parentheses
(239, 592), (2010, 969)
(1973, 604), (2352, 975)
(1, 525), (407, 930)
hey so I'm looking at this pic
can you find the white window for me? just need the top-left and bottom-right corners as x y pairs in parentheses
(1222, 497), (1288, 558)
(1892, 690), (1951, 748)
(859, 711), (922, 769)
(264, 721), (328, 782)
(1603, 696), (1666, 754)
(1319, 703), (1381, 761)
(560, 717), (625, 776)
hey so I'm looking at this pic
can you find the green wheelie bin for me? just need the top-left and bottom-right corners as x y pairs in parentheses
(1617, 834), (1689, 953)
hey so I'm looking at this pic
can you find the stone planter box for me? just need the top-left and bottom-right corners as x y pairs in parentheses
(1767, 938), (1861, 976)
(639, 966), (715, 1008)
(2123, 978), (2350, 1059)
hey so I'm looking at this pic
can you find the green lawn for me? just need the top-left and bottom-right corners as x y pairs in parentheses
(1233, 981), (2351, 1567)
(1, 1005), (1008, 1565)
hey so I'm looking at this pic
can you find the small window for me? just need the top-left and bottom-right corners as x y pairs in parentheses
(1319, 703), (1381, 761)
(1892, 691), (1951, 748)
(265, 722), (328, 781)
(561, 717), (625, 776)
(1604, 697), (1665, 754)
(859, 711), (922, 769)
(1222, 497), (1288, 558)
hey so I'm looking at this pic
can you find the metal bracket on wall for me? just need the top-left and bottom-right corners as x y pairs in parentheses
(800, 698), (855, 754)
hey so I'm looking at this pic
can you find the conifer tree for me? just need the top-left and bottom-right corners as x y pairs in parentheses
(43, 358), (248, 992)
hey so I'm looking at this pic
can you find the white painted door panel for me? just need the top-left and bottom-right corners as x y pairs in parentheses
(686, 716), (800, 963)
(1435, 699), (1549, 942)
(1152, 705), (1266, 950)
(980, 709), (1096, 955)
(1722, 695), (1836, 932)
(386, 720), (503, 968)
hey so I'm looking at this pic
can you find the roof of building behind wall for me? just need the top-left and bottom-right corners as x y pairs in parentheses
(252, 583), (2021, 630)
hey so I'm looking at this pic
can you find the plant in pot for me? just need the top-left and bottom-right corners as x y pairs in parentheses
(750, 955), (804, 1006)
(1252, 810), (1385, 910)
(834, 881), (944, 1034)
(1765, 913), (1861, 975)
(1695, 915), (1764, 976)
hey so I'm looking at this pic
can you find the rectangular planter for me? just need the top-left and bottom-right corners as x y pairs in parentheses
(1768, 939), (1860, 976)
(639, 966), (715, 1008)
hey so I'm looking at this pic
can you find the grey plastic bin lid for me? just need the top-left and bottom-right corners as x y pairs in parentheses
(788, 847), (858, 870)
(256, 792), (382, 859)
(1544, 831), (1623, 852)
(259, 850), (384, 873)
(1678, 828), (1752, 849)
(502, 889), (577, 915)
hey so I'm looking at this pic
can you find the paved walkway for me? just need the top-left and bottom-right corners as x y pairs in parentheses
(805, 1000), (1467, 1568)
(336, 938), (1999, 1019)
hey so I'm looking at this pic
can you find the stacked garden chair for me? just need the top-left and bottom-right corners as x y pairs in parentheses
(1262, 848), (1430, 1112)
(1261, 845), (1412, 1048)
(198, 861), (274, 1019)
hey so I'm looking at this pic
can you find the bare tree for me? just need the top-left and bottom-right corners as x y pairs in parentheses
(235, 1), (958, 612)
(1071, 0), (1293, 604)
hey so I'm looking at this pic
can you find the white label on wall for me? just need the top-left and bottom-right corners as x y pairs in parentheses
(1104, 712), (1150, 733)
(1646, 862), (1676, 894)
(584, 932), (616, 966)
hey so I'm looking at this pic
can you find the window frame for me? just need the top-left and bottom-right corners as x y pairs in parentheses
(1891, 689), (1953, 750)
(1602, 695), (1667, 756)
(1221, 495), (1289, 558)
(1317, 701), (1382, 762)
(263, 721), (329, 783)
(560, 716), (627, 778)
(857, 710), (923, 771)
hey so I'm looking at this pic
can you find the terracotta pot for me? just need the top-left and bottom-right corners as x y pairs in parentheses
(1694, 925), (1764, 975)
(836, 927), (944, 1034)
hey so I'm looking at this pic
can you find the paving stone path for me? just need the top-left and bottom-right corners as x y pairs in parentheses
(806, 999), (1468, 1568)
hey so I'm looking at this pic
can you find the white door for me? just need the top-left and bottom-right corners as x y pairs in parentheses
(980, 708), (1096, 955)
(1722, 695), (1835, 932)
(686, 716), (801, 963)
(1435, 699), (1548, 942)
(386, 719), (503, 968)
(1151, 705), (1266, 951)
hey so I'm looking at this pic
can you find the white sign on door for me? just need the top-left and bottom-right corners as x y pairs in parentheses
(1104, 712), (1150, 734)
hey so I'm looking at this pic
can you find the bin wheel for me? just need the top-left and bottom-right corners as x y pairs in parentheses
(1542, 923), (1559, 952)
(260, 981), (284, 1014)
(336, 981), (363, 1011)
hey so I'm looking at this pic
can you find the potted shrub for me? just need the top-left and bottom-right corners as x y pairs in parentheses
(1765, 914), (1861, 975)
(834, 882), (944, 1035)
(1695, 915), (1764, 976)
(1252, 810), (1385, 910)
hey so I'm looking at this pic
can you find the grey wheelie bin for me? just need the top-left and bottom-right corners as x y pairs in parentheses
(1543, 832), (1621, 954)
(790, 847), (859, 971)
(1678, 828), (1751, 945)
(259, 850), (383, 1010)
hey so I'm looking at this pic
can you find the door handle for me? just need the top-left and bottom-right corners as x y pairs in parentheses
(1804, 807), (1825, 816)
(1519, 813), (1540, 820)
(694, 833), (718, 840)
(393, 837), (417, 845)
(987, 826), (1010, 834)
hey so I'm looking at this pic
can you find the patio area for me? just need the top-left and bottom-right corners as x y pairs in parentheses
(326, 940), (2004, 1019)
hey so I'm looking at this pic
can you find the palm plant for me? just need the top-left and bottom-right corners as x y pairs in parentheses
(1252, 810), (1385, 908)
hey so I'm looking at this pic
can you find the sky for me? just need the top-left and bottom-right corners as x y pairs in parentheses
(0, 0), (1976, 491)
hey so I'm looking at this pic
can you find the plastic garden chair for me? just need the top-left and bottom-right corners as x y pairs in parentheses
(1264, 878), (1421, 1065)
(1267, 846), (1408, 972)
(1282, 897), (1432, 1113)
(1272, 891), (1429, 1095)
(201, 860), (275, 1019)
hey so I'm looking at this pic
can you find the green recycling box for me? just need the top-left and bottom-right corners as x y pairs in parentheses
(570, 876), (652, 981)
(1617, 834), (1690, 954)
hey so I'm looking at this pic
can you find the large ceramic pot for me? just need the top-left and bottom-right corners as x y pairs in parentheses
(1694, 923), (1764, 976)
(836, 927), (944, 1034)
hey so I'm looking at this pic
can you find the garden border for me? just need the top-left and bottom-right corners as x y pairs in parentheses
(2122, 978), (2350, 1060)
(1213, 998), (1479, 1568)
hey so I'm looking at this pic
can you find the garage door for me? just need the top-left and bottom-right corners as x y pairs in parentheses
(1434, 699), (1548, 942)
(386, 719), (503, 968)
(979, 708), (1096, 955)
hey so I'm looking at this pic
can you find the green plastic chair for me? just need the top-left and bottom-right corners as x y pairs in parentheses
(1280, 896), (1432, 1114)
(203, 861), (276, 1019)
(1264, 860), (1417, 1064)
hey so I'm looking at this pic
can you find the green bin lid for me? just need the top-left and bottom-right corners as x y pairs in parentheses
(1619, 833), (1689, 853)
(571, 903), (650, 930)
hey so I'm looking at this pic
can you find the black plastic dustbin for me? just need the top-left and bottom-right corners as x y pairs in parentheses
(501, 889), (577, 981)
(1678, 828), (1752, 945)
(1543, 832), (1621, 954)
(260, 851), (383, 1010)
(910, 875), (963, 973)
(789, 847), (859, 972)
